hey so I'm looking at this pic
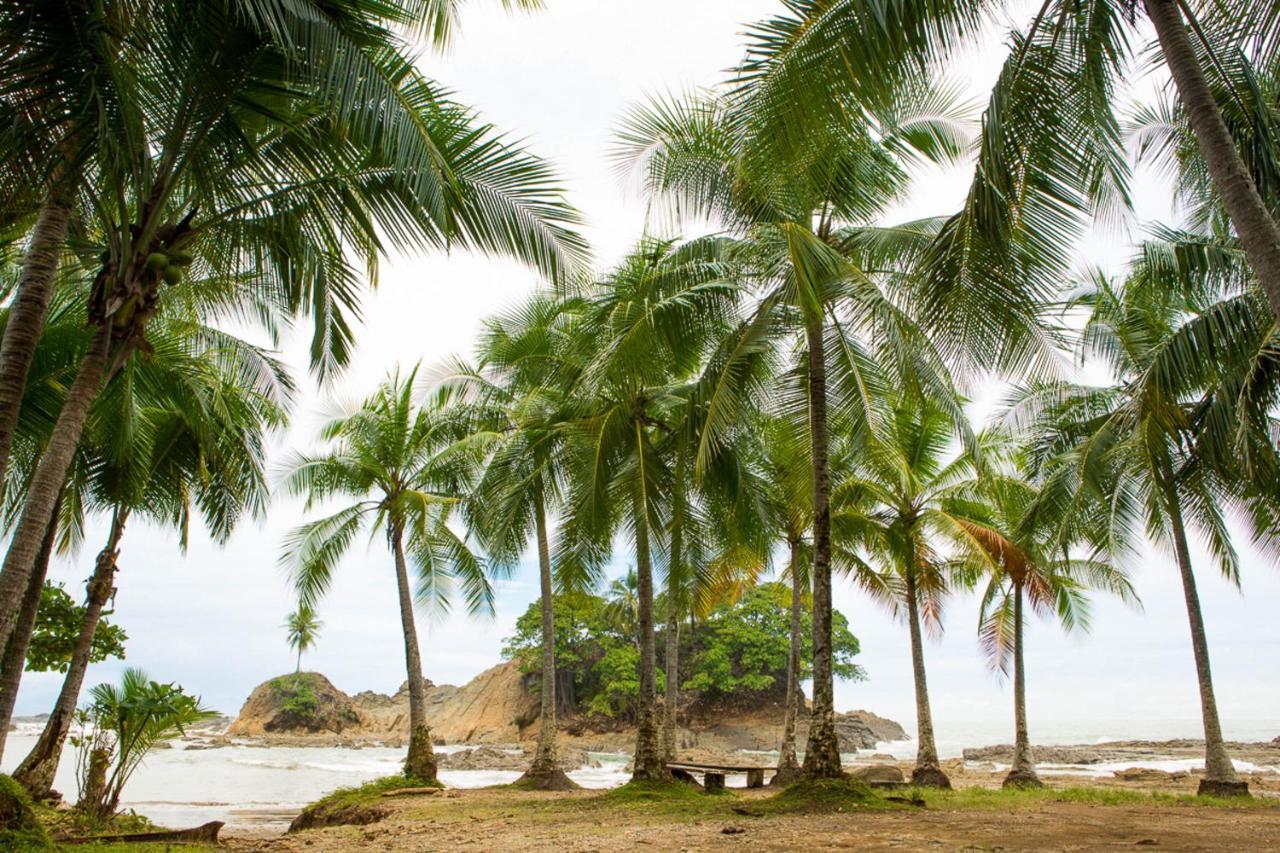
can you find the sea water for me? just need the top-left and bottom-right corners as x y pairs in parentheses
(2, 717), (1274, 832)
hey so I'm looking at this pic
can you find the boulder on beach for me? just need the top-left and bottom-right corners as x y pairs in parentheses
(850, 764), (905, 784)
(1113, 767), (1188, 782)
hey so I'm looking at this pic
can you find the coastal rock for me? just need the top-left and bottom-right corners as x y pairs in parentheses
(227, 673), (359, 736)
(227, 663), (905, 756)
(850, 764), (905, 784)
(834, 710), (909, 751)
(288, 802), (388, 833)
(229, 661), (541, 745)
(438, 747), (525, 771)
(1113, 767), (1188, 782)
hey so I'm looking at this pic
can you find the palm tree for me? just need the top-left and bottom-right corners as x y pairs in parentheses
(754, 414), (813, 785)
(557, 237), (743, 782)
(281, 367), (494, 783)
(949, 453), (1137, 789)
(830, 399), (986, 788)
(285, 606), (324, 674)
(0, 0), (585, 659)
(11, 311), (289, 798)
(1006, 270), (1278, 796)
(603, 570), (641, 642)
(656, 423), (769, 762)
(445, 293), (584, 789)
(728, 1), (1280, 327)
(615, 85), (971, 779)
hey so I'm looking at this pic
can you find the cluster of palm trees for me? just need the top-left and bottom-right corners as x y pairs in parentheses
(0, 0), (584, 801)
(0, 0), (1276, 812)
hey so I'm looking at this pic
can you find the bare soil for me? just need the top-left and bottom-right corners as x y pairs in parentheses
(223, 784), (1280, 852)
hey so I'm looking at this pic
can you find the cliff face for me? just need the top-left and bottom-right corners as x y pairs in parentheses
(227, 662), (907, 752)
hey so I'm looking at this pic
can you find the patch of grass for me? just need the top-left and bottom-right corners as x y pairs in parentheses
(761, 777), (881, 814)
(306, 774), (442, 812)
(918, 786), (1280, 811)
(604, 779), (711, 804)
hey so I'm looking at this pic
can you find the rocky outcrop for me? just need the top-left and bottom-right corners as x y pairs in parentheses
(227, 663), (906, 756)
(226, 674), (359, 737)
(229, 662), (539, 744)
(834, 710), (909, 750)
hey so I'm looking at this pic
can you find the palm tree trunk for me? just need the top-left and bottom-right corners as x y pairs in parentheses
(390, 524), (437, 784)
(662, 507), (684, 763)
(0, 323), (112, 656)
(905, 573), (949, 788)
(801, 318), (842, 779)
(662, 611), (680, 761)
(519, 497), (577, 789)
(774, 538), (804, 784)
(1004, 581), (1042, 789)
(14, 509), (128, 799)
(1160, 474), (1247, 796)
(630, 431), (666, 783)
(295, 648), (302, 674)
(1144, 0), (1280, 320)
(0, 190), (72, 501)
(0, 499), (62, 761)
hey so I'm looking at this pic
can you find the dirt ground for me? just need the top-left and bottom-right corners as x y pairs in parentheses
(223, 785), (1280, 852)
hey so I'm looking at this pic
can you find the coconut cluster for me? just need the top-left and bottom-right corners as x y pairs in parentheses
(143, 248), (194, 285)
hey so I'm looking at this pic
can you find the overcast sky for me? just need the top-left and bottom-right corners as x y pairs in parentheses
(14, 1), (1279, 743)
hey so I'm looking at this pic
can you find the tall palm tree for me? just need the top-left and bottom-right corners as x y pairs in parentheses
(655, 421), (769, 762)
(1006, 270), (1278, 796)
(0, 0), (585, 658)
(11, 311), (289, 798)
(728, 1), (1280, 327)
(949, 454), (1137, 789)
(281, 368), (494, 783)
(557, 237), (743, 782)
(615, 85), (971, 779)
(444, 293), (585, 789)
(285, 606), (324, 674)
(831, 399), (987, 788)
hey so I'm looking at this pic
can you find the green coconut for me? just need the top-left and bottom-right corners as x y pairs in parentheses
(145, 252), (169, 272)
(162, 265), (183, 286)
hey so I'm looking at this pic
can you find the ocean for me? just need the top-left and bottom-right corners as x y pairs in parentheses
(2, 717), (1275, 833)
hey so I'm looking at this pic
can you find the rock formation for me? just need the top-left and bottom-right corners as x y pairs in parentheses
(227, 660), (907, 754)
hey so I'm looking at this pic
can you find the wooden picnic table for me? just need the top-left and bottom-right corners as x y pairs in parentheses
(667, 761), (775, 792)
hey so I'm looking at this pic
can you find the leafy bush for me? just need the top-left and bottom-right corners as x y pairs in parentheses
(503, 580), (862, 719)
(70, 669), (215, 821)
(684, 583), (864, 700)
(25, 582), (127, 673)
(272, 673), (320, 719)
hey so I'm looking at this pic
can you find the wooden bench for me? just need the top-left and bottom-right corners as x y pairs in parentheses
(667, 762), (774, 792)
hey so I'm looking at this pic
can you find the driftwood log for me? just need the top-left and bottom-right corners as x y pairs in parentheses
(60, 819), (224, 845)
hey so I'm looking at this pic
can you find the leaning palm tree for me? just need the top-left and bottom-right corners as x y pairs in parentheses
(285, 606), (324, 674)
(614, 83), (972, 778)
(0, 0), (585, 659)
(281, 367), (494, 783)
(729, 1), (1280, 327)
(1006, 270), (1278, 796)
(949, 453), (1137, 789)
(11, 309), (289, 798)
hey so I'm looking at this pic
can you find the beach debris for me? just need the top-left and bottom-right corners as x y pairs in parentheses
(380, 786), (441, 798)
(722, 826), (746, 835)
(60, 820), (224, 845)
